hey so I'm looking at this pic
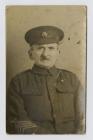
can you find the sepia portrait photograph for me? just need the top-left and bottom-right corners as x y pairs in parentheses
(6, 5), (87, 134)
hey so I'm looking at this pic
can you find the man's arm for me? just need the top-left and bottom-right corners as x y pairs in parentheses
(6, 77), (50, 134)
(74, 76), (86, 134)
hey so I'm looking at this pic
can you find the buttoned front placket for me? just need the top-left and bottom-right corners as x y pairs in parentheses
(46, 73), (63, 133)
(32, 65), (65, 133)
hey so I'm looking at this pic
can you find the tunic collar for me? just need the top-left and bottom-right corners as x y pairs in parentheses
(31, 64), (60, 77)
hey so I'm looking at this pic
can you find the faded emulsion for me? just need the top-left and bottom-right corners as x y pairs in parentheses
(6, 6), (86, 134)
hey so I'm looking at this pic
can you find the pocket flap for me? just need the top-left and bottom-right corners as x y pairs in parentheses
(62, 116), (75, 122)
(22, 86), (42, 96)
(56, 82), (74, 93)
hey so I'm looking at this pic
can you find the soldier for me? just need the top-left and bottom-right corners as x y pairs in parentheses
(6, 26), (85, 134)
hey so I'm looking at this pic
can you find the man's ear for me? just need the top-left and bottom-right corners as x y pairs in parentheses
(57, 44), (61, 54)
(28, 48), (33, 59)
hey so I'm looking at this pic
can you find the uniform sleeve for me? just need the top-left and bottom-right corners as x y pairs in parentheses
(74, 76), (86, 134)
(6, 77), (50, 134)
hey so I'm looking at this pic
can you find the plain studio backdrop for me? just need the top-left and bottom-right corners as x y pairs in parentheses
(6, 6), (86, 86)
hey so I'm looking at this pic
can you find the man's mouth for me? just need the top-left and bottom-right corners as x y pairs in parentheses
(41, 59), (50, 62)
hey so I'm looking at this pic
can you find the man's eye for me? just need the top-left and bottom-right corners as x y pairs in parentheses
(37, 47), (43, 50)
(49, 47), (55, 50)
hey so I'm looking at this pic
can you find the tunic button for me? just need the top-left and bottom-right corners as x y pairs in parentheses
(53, 114), (56, 118)
(54, 83), (57, 87)
(61, 79), (64, 82)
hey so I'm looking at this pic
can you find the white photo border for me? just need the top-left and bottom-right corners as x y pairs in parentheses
(0, 0), (93, 140)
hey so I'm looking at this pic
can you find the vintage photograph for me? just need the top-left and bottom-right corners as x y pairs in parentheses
(6, 6), (86, 134)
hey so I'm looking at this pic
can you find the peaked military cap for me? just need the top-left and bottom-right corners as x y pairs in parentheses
(25, 26), (64, 45)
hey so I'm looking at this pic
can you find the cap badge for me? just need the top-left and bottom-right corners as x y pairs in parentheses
(41, 32), (48, 39)
(61, 79), (64, 83)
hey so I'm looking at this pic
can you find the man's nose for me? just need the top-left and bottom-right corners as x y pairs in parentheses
(42, 48), (49, 57)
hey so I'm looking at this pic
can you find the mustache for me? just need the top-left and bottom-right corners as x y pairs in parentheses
(40, 55), (50, 60)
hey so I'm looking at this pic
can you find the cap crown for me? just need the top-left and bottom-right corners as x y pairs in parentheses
(25, 26), (64, 45)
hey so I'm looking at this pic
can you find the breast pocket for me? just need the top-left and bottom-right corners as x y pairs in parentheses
(56, 82), (75, 121)
(21, 86), (44, 118)
(21, 87), (43, 112)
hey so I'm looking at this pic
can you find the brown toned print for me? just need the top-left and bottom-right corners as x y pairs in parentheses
(6, 6), (86, 134)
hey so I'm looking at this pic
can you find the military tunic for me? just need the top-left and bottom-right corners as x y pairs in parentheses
(6, 65), (85, 134)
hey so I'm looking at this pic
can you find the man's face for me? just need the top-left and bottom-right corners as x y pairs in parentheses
(29, 43), (60, 69)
